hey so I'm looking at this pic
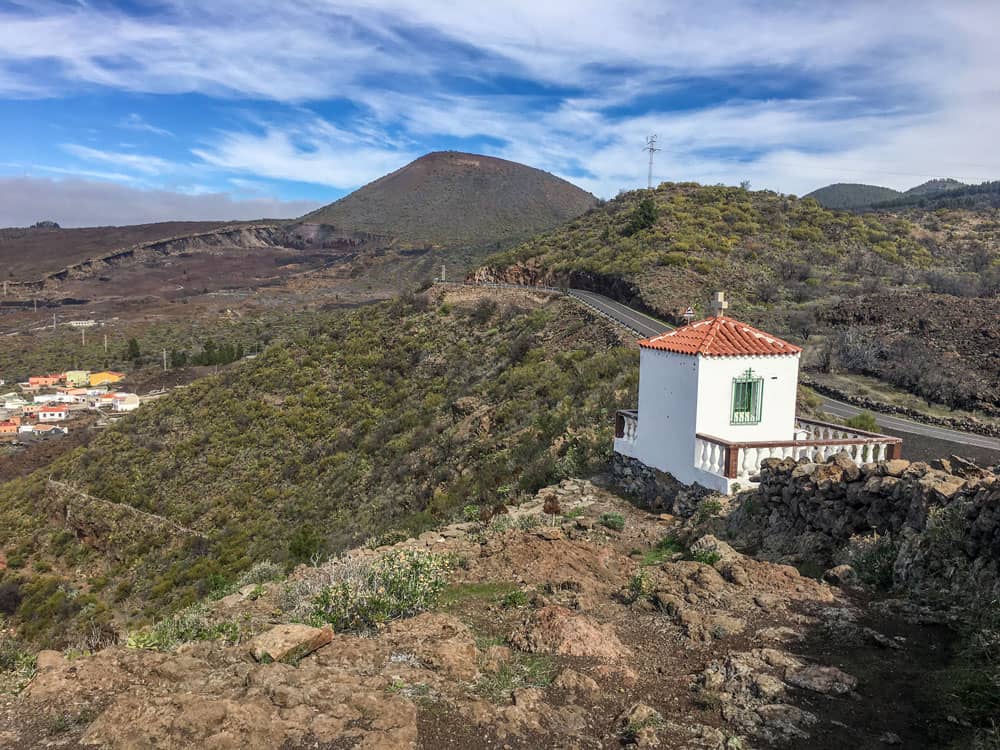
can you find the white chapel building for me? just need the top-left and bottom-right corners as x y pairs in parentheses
(614, 293), (901, 494)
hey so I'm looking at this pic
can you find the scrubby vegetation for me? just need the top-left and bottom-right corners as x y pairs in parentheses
(303, 550), (450, 632)
(482, 182), (1000, 413)
(0, 292), (636, 647)
(0, 308), (300, 382)
(483, 182), (945, 313)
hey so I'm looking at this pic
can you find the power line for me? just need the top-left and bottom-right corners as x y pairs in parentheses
(643, 134), (661, 189)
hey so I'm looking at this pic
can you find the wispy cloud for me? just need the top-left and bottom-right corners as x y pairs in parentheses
(120, 113), (173, 137)
(192, 116), (416, 189)
(61, 144), (177, 177)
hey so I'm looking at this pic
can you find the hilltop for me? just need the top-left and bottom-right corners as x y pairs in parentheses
(804, 177), (999, 212)
(300, 151), (597, 249)
(475, 182), (1000, 413)
(802, 182), (902, 210)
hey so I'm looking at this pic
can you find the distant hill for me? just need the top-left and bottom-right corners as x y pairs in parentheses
(300, 151), (597, 248)
(904, 178), (966, 196)
(805, 177), (992, 211)
(803, 183), (902, 210)
(871, 180), (1000, 211)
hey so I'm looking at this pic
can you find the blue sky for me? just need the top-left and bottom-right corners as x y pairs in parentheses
(0, 0), (997, 226)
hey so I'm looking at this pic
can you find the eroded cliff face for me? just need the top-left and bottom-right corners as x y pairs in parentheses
(470, 264), (673, 321)
(3, 222), (391, 295)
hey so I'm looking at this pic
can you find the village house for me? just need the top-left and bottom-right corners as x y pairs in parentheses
(89, 371), (125, 387)
(18, 423), (68, 440)
(65, 370), (91, 387)
(112, 393), (140, 412)
(28, 374), (63, 388)
(3, 396), (27, 411)
(614, 292), (901, 494)
(0, 418), (20, 435)
(38, 404), (70, 422)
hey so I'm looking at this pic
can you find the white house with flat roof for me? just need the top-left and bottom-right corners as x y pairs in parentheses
(615, 293), (902, 494)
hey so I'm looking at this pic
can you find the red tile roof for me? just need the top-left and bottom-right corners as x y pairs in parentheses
(639, 316), (802, 357)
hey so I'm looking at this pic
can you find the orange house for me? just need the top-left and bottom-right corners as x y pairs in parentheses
(29, 374), (63, 388)
(0, 420), (19, 435)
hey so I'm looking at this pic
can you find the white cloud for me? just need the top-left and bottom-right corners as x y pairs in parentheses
(61, 144), (178, 176)
(192, 117), (416, 189)
(0, 0), (997, 199)
(121, 113), (173, 137)
(0, 176), (321, 227)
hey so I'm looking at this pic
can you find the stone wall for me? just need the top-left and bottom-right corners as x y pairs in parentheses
(611, 453), (717, 516)
(801, 376), (1000, 437)
(739, 452), (1000, 602)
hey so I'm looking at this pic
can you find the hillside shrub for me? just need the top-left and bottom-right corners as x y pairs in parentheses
(305, 549), (449, 632)
(0, 628), (36, 694)
(843, 532), (898, 589)
(599, 512), (626, 531)
(125, 604), (241, 651)
(845, 412), (879, 433)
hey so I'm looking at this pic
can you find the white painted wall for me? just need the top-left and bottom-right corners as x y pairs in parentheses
(695, 354), (800, 443)
(627, 348), (701, 485)
(615, 349), (801, 494)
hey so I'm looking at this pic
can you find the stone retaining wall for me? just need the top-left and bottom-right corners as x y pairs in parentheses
(611, 453), (716, 516)
(742, 453), (1000, 602)
(802, 376), (1000, 438)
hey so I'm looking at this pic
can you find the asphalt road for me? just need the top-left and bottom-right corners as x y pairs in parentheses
(567, 287), (1000, 454)
(568, 289), (672, 337)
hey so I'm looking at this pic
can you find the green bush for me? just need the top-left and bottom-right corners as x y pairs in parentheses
(599, 512), (626, 531)
(624, 571), (653, 604)
(843, 532), (898, 589)
(845, 411), (879, 433)
(689, 549), (722, 566)
(125, 604), (241, 651)
(641, 535), (684, 566)
(0, 629), (36, 694)
(306, 550), (449, 632)
(501, 589), (529, 608)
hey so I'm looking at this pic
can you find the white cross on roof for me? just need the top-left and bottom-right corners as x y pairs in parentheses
(711, 291), (729, 317)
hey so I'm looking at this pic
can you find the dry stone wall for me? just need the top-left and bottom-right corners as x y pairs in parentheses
(740, 452), (1000, 602)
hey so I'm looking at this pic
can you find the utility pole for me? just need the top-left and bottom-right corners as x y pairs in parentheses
(162, 348), (167, 371)
(441, 264), (446, 283)
(104, 334), (108, 354)
(81, 328), (86, 347)
(643, 134), (660, 189)
(52, 313), (57, 330)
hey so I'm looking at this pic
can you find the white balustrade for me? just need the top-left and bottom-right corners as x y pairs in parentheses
(619, 413), (638, 443)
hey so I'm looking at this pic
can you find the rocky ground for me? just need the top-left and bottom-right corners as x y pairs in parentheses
(0, 477), (972, 749)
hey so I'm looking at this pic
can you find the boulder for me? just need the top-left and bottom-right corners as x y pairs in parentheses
(35, 650), (65, 672)
(880, 459), (911, 478)
(509, 605), (630, 660)
(249, 623), (333, 663)
(784, 664), (857, 695)
(822, 564), (857, 586)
